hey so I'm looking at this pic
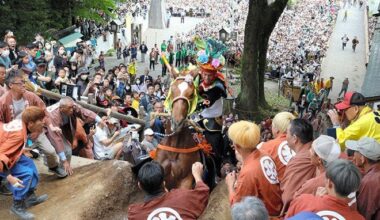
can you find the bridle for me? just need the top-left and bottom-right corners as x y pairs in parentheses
(171, 76), (193, 113)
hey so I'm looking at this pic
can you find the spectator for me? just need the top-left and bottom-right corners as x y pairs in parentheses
(338, 78), (349, 97)
(327, 92), (380, 149)
(0, 41), (12, 71)
(141, 128), (158, 153)
(149, 101), (166, 140)
(140, 84), (159, 114)
(93, 113), (123, 160)
(346, 137), (380, 220)
(139, 41), (148, 63)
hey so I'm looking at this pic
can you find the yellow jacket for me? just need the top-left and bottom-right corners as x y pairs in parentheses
(337, 106), (380, 149)
(324, 79), (332, 89)
(132, 99), (139, 111)
(128, 63), (137, 75)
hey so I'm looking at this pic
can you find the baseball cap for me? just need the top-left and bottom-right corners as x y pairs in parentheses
(77, 67), (89, 75)
(108, 117), (119, 125)
(335, 92), (366, 110)
(17, 51), (28, 58)
(312, 135), (341, 163)
(144, 128), (154, 136)
(346, 137), (380, 161)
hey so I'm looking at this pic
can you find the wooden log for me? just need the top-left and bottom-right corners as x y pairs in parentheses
(25, 81), (145, 126)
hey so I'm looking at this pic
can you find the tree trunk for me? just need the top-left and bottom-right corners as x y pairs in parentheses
(237, 0), (260, 119)
(237, 0), (289, 119)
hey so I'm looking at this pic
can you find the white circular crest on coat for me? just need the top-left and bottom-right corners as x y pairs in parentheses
(260, 156), (279, 184)
(277, 141), (296, 165)
(147, 207), (183, 220)
(316, 210), (346, 220)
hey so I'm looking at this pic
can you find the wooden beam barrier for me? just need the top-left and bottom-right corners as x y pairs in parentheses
(25, 81), (145, 126)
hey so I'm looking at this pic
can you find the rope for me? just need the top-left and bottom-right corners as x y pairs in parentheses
(157, 144), (201, 154)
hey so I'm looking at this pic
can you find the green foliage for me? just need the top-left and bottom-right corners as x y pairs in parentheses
(72, 0), (117, 24)
(105, 48), (116, 56)
(0, 0), (118, 44)
(0, 0), (50, 44)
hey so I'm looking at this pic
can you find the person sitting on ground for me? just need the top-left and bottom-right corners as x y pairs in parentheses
(286, 159), (364, 220)
(93, 112), (123, 160)
(128, 161), (209, 219)
(346, 137), (380, 220)
(231, 196), (269, 220)
(0, 106), (48, 219)
(258, 112), (296, 183)
(327, 91), (380, 149)
(226, 121), (282, 216)
(141, 128), (158, 153)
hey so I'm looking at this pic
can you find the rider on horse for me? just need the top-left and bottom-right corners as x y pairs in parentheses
(193, 36), (228, 174)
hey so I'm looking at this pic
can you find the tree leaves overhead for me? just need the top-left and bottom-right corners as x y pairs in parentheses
(72, 0), (117, 24)
(0, 0), (119, 44)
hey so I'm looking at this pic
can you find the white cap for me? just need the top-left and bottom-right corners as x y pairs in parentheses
(346, 137), (380, 161)
(108, 118), (119, 125)
(144, 128), (154, 136)
(312, 135), (341, 163)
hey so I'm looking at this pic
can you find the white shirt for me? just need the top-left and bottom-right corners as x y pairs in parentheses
(93, 125), (112, 159)
(12, 98), (25, 119)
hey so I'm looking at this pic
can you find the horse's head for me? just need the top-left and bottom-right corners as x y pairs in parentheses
(168, 75), (196, 131)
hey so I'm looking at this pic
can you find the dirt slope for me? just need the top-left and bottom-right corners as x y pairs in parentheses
(0, 160), (140, 220)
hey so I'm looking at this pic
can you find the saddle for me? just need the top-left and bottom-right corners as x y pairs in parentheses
(198, 117), (223, 132)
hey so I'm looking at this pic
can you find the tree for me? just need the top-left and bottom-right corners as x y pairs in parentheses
(237, 0), (289, 119)
(0, 0), (50, 44)
(0, 0), (118, 44)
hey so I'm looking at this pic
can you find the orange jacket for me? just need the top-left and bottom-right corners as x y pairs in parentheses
(0, 119), (27, 172)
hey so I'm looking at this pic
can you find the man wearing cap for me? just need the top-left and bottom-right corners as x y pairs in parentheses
(286, 159), (364, 220)
(346, 137), (380, 220)
(34, 59), (55, 91)
(281, 119), (316, 213)
(258, 112), (296, 183)
(141, 128), (158, 153)
(93, 112), (123, 160)
(328, 91), (380, 149)
(293, 135), (357, 208)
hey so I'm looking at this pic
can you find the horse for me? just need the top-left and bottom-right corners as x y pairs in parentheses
(154, 75), (215, 190)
